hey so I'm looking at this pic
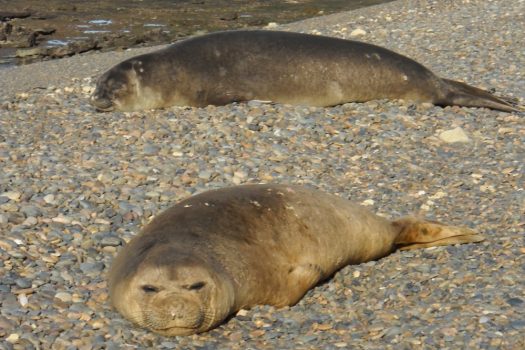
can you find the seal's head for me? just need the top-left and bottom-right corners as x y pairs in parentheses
(109, 241), (236, 336)
(90, 60), (140, 112)
(91, 57), (170, 112)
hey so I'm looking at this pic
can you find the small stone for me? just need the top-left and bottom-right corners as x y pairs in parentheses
(233, 171), (247, 179)
(439, 127), (470, 143)
(142, 130), (156, 140)
(6, 333), (19, 343)
(97, 172), (114, 183)
(43, 194), (56, 204)
(1, 191), (21, 201)
(18, 294), (28, 307)
(15, 278), (32, 289)
(300, 335), (318, 343)
(20, 205), (42, 217)
(22, 216), (38, 226)
(52, 215), (73, 224)
(250, 329), (265, 337)
(316, 323), (333, 331)
(143, 144), (160, 155)
(229, 332), (243, 342)
(55, 292), (72, 303)
(350, 28), (367, 37)
(385, 326), (402, 338)
(507, 298), (523, 307)
(145, 191), (160, 199)
(91, 320), (105, 329)
(80, 262), (105, 274)
(236, 309), (249, 316)
(100, 236), (122, 247)
(479, 316), (490, 324)
(82, 85), (93, 94)
(361, 199), (375, 206)
(441, 327), (458, 337)
(198, 170), (213, 180)
(0, 316), (15, 332)
(509, 320), (525, 329)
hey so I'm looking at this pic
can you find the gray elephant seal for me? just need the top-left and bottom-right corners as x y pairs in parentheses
(91, 30), (519, 112)
(108, 184), (484, 336)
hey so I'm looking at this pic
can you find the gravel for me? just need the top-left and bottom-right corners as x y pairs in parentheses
(1, 0), (524, 349)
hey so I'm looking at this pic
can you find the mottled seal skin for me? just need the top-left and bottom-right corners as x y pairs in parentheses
(91, 30), (519, 112)
(108, 184), (484, 336)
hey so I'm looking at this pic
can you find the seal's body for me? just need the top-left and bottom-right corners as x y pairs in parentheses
(108, 184), (484, 336)
(91, 30), (518, 112)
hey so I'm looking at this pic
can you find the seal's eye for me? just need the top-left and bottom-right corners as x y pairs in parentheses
(141, 285), (159, 293)
(185, 281), (206, 291)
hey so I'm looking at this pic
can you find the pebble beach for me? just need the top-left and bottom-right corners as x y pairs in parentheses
(1, 0), (524, 348)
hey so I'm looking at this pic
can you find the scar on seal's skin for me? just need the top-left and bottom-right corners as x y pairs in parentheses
(108, 184), (484, 336)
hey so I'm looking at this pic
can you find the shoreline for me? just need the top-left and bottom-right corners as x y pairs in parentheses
(0, 0), (392, 101)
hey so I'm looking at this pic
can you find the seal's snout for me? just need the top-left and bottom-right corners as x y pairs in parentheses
(90, 94), (114, 112)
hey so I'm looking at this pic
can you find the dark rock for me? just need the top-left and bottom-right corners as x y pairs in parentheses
(0, 12), (32, 21)
(34, 27), (56, 36)
(220, 13), (238, 21)
(509, 320), (525, 330)
(46, 38), (99, 58)
(507, 297), (523, 307)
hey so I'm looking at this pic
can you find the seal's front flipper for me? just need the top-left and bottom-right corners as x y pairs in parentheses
(392, 217), (485, 251)
(282, 263), (324, 306)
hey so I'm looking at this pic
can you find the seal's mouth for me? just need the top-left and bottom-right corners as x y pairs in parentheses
(90, 95), (115, 112)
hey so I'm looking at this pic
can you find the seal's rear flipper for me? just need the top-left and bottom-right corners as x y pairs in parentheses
(392, 217), (485, 251)
(438, 79), (522, 113)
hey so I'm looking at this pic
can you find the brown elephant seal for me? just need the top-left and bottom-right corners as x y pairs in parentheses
(91, 30), (519, 112)
(108, 184), (484, 336)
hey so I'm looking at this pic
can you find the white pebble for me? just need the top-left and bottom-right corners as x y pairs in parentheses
(18, 294), (28, 307)
(361, 199), (375, 206)
(479, 316), (490, 324)
(52, 215), (73, 224)
(55, 292), (72, 303)
(6, 333), (19, 343)
(350, 28), (367, 37)
(43, 194), (56, 204)
(439, 127), (470, 143)
(1, 191), (21, 201)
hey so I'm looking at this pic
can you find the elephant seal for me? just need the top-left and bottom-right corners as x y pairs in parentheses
(91, 30), (519, 112)
(108, 184), (484, 336)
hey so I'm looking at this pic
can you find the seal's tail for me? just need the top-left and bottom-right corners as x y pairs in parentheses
(437, 78), (522, 113)
(392, 217), (484, 250)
